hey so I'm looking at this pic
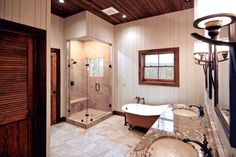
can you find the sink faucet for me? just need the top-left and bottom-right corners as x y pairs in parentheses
(135, 96), (141, 104)
(189, 105), (205, 117)
(140, 98), (145, 104)
(182, 134), (212, 157)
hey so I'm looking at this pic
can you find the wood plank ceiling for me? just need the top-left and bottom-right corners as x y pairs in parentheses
(51, 0), (193, 25)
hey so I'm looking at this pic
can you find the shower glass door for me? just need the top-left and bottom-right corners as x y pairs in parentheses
(68, 39), (112, 126)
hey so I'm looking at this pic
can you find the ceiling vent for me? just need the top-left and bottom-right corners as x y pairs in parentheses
(102, 7), (119, 16)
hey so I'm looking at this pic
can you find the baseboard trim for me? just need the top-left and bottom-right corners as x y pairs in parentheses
(113, 110), (125, 116)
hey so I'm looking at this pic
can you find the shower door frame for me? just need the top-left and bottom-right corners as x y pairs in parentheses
(66, 36), (114, 119)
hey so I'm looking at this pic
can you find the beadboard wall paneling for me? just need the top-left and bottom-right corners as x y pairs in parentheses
(64, 12), (87, 40)
(51, 14), (67, 117)
(86, 11), (114, 44)
(0, 0), (48, 30)
(51, 14), (64, 49)
(64, 11), (114, 44)
(114, 9), (204, 111)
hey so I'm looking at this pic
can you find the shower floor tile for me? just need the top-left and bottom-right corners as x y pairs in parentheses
(50, 115), (146, 157)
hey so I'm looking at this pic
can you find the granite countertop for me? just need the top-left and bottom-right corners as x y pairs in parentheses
(129, 104), (219, 157)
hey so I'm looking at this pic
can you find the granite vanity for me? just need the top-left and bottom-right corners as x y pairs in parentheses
(129, 104), (220, 157)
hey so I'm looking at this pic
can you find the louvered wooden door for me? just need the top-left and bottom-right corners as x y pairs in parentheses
(0, 30), (34, 157)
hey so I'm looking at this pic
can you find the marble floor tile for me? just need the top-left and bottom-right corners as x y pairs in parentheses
(50, 115), (145, 157)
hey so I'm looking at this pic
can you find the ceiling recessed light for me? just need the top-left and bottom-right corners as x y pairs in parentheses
(184, 0), (190, 2)
(59, 0), (64, 3)
(102, 7), (119, 16)
(122, 15), (127, 19)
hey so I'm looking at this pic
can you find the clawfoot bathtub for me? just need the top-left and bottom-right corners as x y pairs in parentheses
(121, 103), (169, 129)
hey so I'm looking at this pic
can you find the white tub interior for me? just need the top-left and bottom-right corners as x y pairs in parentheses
(121, 104), (169, 116)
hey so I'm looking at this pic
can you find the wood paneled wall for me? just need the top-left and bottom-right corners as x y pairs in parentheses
(114, 9), (204, 111)
(0, 0), (48, 30)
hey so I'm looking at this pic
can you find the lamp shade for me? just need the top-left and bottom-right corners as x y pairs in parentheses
(194, 0), (236, 29)
(194, 41), (209, 61)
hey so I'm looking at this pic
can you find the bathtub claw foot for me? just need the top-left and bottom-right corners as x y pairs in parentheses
(128, 125), (134, 130)
(124, 116), (128, 126)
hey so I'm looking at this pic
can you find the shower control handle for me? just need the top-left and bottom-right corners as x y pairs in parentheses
(95, 83), (100, 92)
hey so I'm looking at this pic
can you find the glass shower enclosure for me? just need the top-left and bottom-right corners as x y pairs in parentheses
(67, 38), (112, 128)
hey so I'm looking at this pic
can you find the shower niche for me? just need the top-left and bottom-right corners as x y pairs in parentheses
(67, 37), (112, 128)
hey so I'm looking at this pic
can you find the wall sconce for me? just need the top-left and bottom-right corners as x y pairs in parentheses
(194, 41), (229, 91)
(192, 0), (236, 99)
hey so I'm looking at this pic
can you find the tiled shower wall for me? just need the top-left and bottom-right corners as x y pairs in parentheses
(70, 40), (112, 114)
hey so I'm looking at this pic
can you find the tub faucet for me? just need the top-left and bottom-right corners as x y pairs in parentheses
(189, 105), (204, 117)
(140, 98), (145, 104)
(181, 134), (212, 157)
(135, 96), (141, 104)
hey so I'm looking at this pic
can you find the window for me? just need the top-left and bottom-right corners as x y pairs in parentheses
(90, 58), (104, 77)
(139, 47), (179, 86)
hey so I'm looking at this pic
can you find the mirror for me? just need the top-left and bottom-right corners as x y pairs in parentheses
(218, 59), (230, 124)
(215, 24), (236, 147)
(214, 26), (230, 138)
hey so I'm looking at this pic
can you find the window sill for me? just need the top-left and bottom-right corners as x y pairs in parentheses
(139, 80), (179, 87)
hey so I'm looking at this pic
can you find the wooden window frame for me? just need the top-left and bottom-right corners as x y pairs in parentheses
(139, 47), (179, 87)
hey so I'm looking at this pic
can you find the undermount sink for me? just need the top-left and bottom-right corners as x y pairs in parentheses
(148, 137), (199, 157)
(172, 108), (198, 117)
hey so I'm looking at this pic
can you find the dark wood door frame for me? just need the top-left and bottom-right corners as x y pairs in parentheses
(51, 48), (61, 124)
(0, 19), (47, 157)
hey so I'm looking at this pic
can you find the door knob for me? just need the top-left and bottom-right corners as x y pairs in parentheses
(53, 91), (56, 94)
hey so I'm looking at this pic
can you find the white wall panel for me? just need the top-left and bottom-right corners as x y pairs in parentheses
(35, 0), (41, 28)
(4, 0), (12, 21)
(20, 0), (35, 27)
(114, 9), (204, 111)
(64, 12), (86, 40)
(12, 0), (20, 22)
(0, 0), (47, 30)
(86, 11), (114, 44)
(0, 0), (4, 19)
(51, 14), (67, 117)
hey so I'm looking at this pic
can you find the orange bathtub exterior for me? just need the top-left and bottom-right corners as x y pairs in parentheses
(125, 112), (160, 129)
